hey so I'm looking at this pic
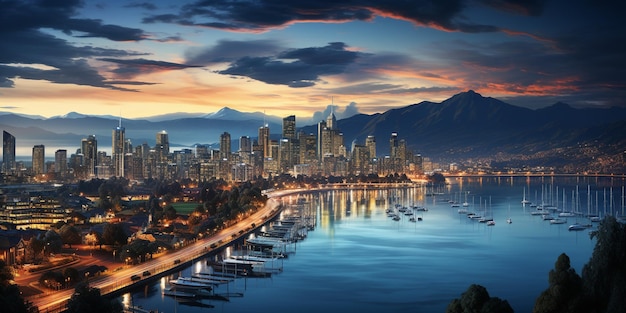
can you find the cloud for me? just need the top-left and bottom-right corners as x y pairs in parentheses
(99, 58), (202, 79)
(0, 30), (145, 90)
(217, 42), (360, 87)
(0, 0), (182, 90)
(144, 0), (531, 33)
(479, 0), (548, 16)
(124, 2), (158, 10)
(1, 0), (148, 41)
(185, 39), (283, 65)
(310, 102), (362, 123)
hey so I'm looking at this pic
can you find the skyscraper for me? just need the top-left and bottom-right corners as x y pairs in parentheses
(32, 144), (45, 175)
(239, 136), (251, 153)
(365, 135), (376, 160)
(81, 135), (98, 177)
(319, 111), (344, 159)
(55, 149), (67, 175)
(282, 115), (296, 140)
(258, 124), (270, 158)
(112, 119), (125, 177)
(220, 132), (231, 160)
(2, 130), (16, 174)
(156, 130), (169, 162)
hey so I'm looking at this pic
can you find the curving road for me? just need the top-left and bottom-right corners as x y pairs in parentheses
(26, 190), (301, 313)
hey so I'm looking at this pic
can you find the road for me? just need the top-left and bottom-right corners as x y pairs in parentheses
(25, 191), (300, 313)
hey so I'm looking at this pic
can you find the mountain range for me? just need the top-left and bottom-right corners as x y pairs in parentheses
(309, 90), (626, 162)
(1, 91), (625, 168)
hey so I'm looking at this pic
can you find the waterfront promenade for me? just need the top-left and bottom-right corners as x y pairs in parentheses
(21, 183), (424, 312)
(23, 189), (303, 313)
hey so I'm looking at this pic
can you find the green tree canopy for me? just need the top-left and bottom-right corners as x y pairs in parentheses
(60, 224), (82, 248)
(101, 223), (128, 246)
(66, 282), (122, 313)
(581, 216), (626, 313)
(0, 261), (29, 313)
(533, 253), (584, 313)
(446, 284), (513, 313)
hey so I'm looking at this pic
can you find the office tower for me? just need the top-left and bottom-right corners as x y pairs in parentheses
(112, 119), (125, 177)
(156, 130), (169, 162)
(326, 109), (336, 130)
(352, 144), (368, 174)
(365, 135), (376, 160)
(32, 144), (45, 175)
(317, 120), (326, 160)
(81, 135), (98, 177)
(389, 132), (399, 159)
(299, 132), (317, 163)
(282, 115), (296, 140)
(55, 149), (67, 175)
(318, 111), (344, 159)
(258, 124), (270, 158)
(220, 132), (231, 160)
(2, 130), (16, 174)
(239, 136), (251, 153)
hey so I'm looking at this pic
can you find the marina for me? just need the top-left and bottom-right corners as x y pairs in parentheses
(121, 176), (624, 313)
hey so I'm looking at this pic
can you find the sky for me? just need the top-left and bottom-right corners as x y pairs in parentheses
(1, 0), (625, 120)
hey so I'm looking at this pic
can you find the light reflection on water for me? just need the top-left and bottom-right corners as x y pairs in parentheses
(122, 176), (625, 313)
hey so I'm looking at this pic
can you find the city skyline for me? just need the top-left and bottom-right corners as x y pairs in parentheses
(1, 1), (624, 120)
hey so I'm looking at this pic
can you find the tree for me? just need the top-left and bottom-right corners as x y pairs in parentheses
(43, 230), (63, 255)
(60, 224), (82, 248)
(26, 236), (45, 263)
(581, 216), (626, 313)
(533, 253), (584, 313)
(101, 223), (128, 247)
(66, 282), (123, 313)
(0, 260), (29, 313)
(164, 205), (177, 220)
(446, 284), (513, 313)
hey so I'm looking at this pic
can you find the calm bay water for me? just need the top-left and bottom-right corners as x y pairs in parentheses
(122, 176), (626, 313)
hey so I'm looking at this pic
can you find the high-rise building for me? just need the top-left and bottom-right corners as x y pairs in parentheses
(55, 149), (67, 175)
(282, 115), (296, 140)
(112, 120), (125, 177)
(258, 125), (270, 158)
(239, 136), (251, 153)
(81, 135), (97, 177)
(318, 111), (344, 159)
(299, 132), (317, 164)
(156, 130), (169, 162)
(32, 144), (45, 175)
(365, 135), (376, 160)
(317, 120), (326, 160)
(389, 132), (399, 159)
(326, 110), (337, 130)
(2, 130), (16, 174)
(220, 132), (231, 160)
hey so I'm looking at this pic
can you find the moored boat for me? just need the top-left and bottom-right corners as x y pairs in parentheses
(169, 278), (213, 290)
(568, 223), (587, 231)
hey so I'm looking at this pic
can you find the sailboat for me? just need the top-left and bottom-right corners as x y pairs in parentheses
(506, 204), (512, 224)
(462, 191), (470, 207)
(521, 187), (531, 205)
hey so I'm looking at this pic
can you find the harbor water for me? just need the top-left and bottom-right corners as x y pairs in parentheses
(121, 176), (625, 313)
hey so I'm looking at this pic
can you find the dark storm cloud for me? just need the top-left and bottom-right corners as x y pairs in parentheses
(185, 39), (283, 65)
(1, 0), (147, 41)
(437, 32), (626, 107)
(479, 0), (548, 16)
(0, 29), (145, 89)
(99, 58), (202, 79)
(330, 83), (459, 95)
(0, 0), (155, 89)
(144, 0), (542, 33)
(217, 42), (360, 87)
